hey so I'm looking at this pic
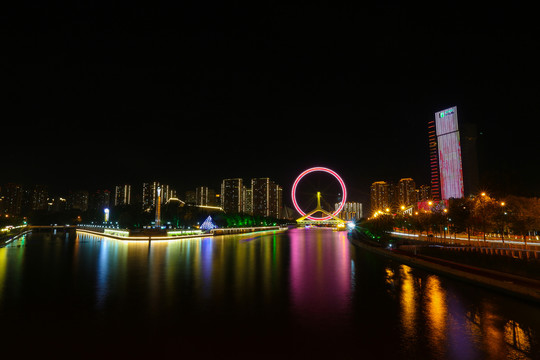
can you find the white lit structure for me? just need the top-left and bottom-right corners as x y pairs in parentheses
(155, 186), (162, 227)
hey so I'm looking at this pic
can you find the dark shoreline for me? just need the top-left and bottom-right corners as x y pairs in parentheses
(348, 235), (540, 304)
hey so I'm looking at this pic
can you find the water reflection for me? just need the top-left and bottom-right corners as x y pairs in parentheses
(400, 265), (417, 350)
(504, 320), (532, 356)
(289, 228), (351, 324)
(425, 275), (447, 356)
(0, 246), (6, 304)
(1, 230), (540, 359)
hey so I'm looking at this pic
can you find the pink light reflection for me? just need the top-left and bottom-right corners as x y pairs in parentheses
(289, 229), (351, 321)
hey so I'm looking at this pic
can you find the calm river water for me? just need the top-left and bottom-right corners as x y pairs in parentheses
(1, 228), (540, 359)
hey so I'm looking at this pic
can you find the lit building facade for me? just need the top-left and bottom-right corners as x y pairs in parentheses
(243, 187), (253, 215)
(70, 190), (89, 212)
(419, 185), (430, 201)
(221, 178), (244, 214)
(31, 184), (49, 211)
(370, 181), (390, 214)
(431, 106), (465, 200)
(195, 186), (209, 206)
(397, 178), (416, 207)
(115, 184), (131, 206)
(251, 178), (282, 218)
(336, 202), (363, 221)
(142, 182), (158, 212)
(1, 183), (23, 216)
(142, 181), (174, 212)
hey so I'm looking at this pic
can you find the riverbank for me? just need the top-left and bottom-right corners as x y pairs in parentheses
(77, 226), (287, 241)
(348, 234), (540, 304)
(0, 228), (31, 247)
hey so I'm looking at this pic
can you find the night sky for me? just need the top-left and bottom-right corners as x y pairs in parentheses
(3, 2), (539, 207)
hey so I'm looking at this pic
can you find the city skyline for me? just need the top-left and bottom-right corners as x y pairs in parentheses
(3, 4), (540, 358)
(3, 2), (539, 205)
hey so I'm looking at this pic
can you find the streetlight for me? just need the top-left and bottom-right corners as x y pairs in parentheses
(443, 208), (448, 240)
(500, 201), (506, 244)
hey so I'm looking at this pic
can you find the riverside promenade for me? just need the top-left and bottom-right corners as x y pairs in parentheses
(348, 234), (540, 304)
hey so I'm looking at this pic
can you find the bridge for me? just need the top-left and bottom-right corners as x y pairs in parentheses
(296, 191), (347, 228)
(28, 225), (78, 230)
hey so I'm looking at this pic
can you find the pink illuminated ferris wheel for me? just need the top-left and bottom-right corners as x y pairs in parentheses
(291, 167), (347, 221)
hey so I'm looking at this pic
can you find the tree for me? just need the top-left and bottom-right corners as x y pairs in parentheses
(448, 197), (473, 243)
(505, 195), (540, 247)
(470, 193), (499, 244)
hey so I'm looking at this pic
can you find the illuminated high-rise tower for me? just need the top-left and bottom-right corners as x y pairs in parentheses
(370, 181), (390, 213)
(114, 184), (131, 206)
(430, 106), (465, 200)
(251, 178), (282, 218)
(221, 178), (244, 214)
(397, 178), (416, 207)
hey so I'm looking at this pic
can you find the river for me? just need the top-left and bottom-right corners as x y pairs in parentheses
(1, 228), (539, 359)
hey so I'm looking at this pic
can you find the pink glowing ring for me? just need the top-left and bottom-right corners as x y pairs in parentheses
(291, 167), (347, 221)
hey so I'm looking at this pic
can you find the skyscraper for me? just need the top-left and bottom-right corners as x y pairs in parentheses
(221, 178), (244, 214)
(430, 106), (465, 200)
(2, 183), (23, 216)
(251, 178), (282, 218)
(142, 182), (174, 212)
(90, 190), (110, 212)
(336, 202), (363, 221)
(397, 178), (416, 207)
(142, 182), (158, 212)
(31, 184), (49, 211)
(115, 184), (131, 206)
(370, 181), (390, 214)
(70, 190), (89, 212)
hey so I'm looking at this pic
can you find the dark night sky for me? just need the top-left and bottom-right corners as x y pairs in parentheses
(2, 2), (539, 207)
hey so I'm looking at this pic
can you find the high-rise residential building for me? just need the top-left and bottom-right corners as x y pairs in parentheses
(195, 186), (211, 206)
(221, 178), (244, 214)
(114, 185), (131, 206)
(70, 190), (89, 212)
(430, 106), (465, 200)
(336, 202), (363, 221)
(419, 185), (430, 201)
(252, 178), (273, 217)
(251, 178), (282, 218)
(160, 184), (175, 204)
(243, 187), (253, 215)
(48, 196), (68, 212)
(397, 178), (416, 207)
(207, 189), (218, 207)
(275, 185), (283, 219)
(142, 182), (157, 211)
(142, 181), (175, 211)
(185, 190), (196, 205)
(2, 183), (24, 216)
(31, 184), (49, 211)
(90, 190), (110, 212)
(370, 181), (390, 214)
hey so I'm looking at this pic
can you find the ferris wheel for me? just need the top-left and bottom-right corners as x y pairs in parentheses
(291, 167), (347, 224)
